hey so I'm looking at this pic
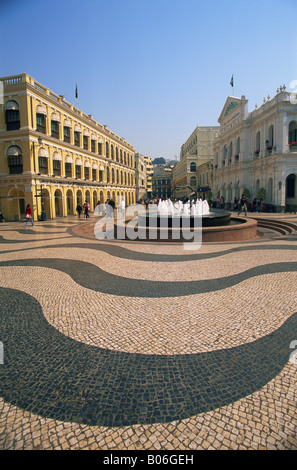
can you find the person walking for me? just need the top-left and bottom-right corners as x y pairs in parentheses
(257, 199), (263, 213)
(76, 203), (82, 218)
(25, 204), (34, 228)
(83, 201), (90, 218)
(238, 195), (247, 216)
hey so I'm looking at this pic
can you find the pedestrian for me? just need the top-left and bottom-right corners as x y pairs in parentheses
(219, 195), (225, 209)
(76, 202), (82, 218)
(238, 195), (247, 216)
(257, 199), (263, 213)
(233, 197), (238, 211)
(0, 212), (5, 222)
(83, 201), (89, 218)
(25, 204), (34, 228)
(251, 198), (257, 212)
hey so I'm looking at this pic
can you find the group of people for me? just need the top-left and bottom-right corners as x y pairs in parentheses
(76, 198), (120, 218)
(232, 196), (262, 215)
(76, 201), (91, 218)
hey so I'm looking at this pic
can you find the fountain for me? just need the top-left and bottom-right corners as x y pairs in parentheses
(122, 198), (258, 243)
(91, 198), (258, 244)
(138, 198), (232, 229)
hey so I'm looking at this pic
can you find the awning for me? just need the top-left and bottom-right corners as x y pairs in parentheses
(98, 137), (104, 143)
(65, 155), (73, 163)
(74, 124), (81, 132)
(7, 145), (22, 156)
(91, 134), (97, 141)
(92, 163), (98, 169)
(51, 112), (61, 122)
(63, 119), (72, 127)
(83, 129), (90, 136)
(52, 151), (62, 161)
(38, 147), (49, 158)
(75, 158), (83, 166)
(36, 105), (47, 115)
(4, 100), (19, 111)
(99, 165), (105, 171)
(84, 161), (91, 168)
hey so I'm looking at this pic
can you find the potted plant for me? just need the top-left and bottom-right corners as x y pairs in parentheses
(289, 141), (297, 151)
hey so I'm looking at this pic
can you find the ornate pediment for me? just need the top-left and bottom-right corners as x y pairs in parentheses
(218, 96), (245, 126)
(224, 100), (238, 117)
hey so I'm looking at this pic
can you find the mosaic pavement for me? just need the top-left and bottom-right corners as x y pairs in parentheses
(0, 213), (297, 450)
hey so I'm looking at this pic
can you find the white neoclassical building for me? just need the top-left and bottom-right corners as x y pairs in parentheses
(212, 87), (297, 211)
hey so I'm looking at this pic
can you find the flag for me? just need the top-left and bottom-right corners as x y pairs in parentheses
(75, 84), (78, 99)
(230, 75), (234, 87)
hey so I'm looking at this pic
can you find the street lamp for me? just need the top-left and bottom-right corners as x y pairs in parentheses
(33, 136), (46, 221)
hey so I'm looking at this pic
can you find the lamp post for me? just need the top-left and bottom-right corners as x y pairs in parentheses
(33, 136), (46, 221)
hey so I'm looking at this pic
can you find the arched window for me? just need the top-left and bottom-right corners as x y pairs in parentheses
(289, 121), (297, 144)
(106, 167), (110, 183)
(7, 145), (23, 174)
(255, 131), (260, 151)
(106, 142), (110, 158)
(268, 125), (274, 146)
(190, 162), (196, 172)
(190, 176), (197, 186)
(286, 174), (296, 198)
(36, 105), (47, 134)
(4, 100), (20, 130)
(236, 137), (240, 155)
(51, 113), (60, 139)
(268, 178), (273, 202)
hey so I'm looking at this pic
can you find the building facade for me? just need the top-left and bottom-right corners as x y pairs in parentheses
(172, 125), (219, 199)
(134, 152), (147, 201)
(212, 88), (297, 211)
(143, 155), (153, 198)
(0, 73), (136, 221)
(152, 167), (173, 199)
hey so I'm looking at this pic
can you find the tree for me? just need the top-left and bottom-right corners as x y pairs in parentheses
(257, 187), (267, 201)
(242, 188), (251, 200)
(152, 157), (166, 165)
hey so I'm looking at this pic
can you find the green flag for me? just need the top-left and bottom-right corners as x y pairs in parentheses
(75, 84), (78, 99)
(230, 75), (234, 87)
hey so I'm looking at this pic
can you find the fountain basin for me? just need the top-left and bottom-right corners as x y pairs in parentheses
(115, 214), (258, 243)
(138, 209), (231, 228)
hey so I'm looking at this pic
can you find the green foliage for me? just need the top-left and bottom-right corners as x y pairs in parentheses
(242, 188), (251, 199)
(152, 157), (166, 165)
(257, 187), (267, 201)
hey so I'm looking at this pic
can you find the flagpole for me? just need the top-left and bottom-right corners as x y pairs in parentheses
(75, 83), (78, 108)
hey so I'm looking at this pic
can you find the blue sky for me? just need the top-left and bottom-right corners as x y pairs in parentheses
(1, 0), (297, 159)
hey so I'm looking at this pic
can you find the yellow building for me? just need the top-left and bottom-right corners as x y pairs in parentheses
(0, 73), (136, 221)
(143, 155), (153, 198)
(134, 152), (147, 201)
(172, 125), (219, 199)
